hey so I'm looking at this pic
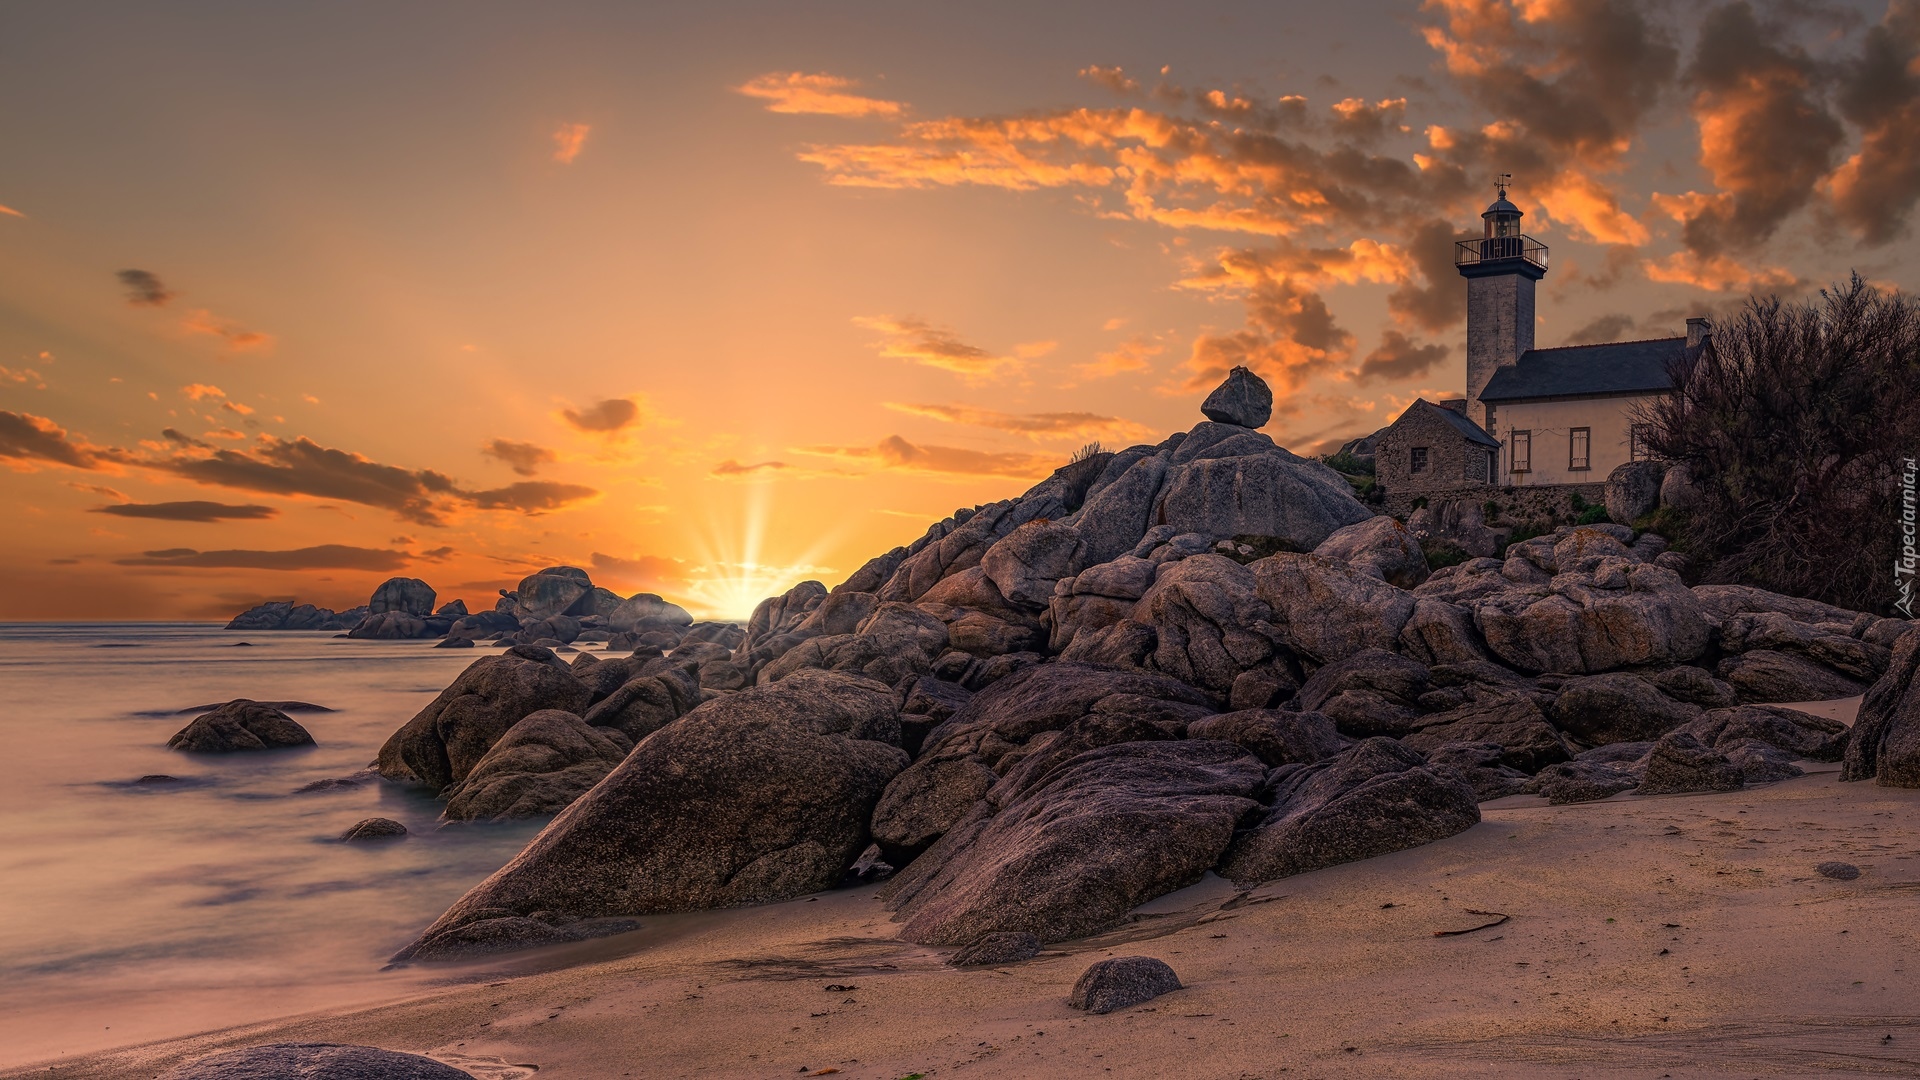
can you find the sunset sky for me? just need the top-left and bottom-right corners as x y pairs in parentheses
(3, 0), (1916, 621)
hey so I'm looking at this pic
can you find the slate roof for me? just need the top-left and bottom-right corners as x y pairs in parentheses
(1405, 398), (1500, 447)
(1479, 337), (1684, 402)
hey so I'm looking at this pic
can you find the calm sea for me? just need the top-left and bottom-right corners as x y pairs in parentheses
(0, 623), (546, 1067)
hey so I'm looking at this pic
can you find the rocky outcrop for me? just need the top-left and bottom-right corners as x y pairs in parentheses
(225, 601), (362, 631)
(375, 645), (592, 791)
(162, 1043), (472, 1080)
(1470, 561), (1711, 674)
(1154, 450), (1372, 554)
(1402, 695), (1569, 772)
(396, 671), (907, 960)
(1717, 650), (1868, 703)
(1549, 673), (1702, 747)
(370, 577), (436, 617)
(513, 567), (594, 621)
(1254, 554), (1416, 664)
(1312, 516), (1429, 589)
(1637, 731), (1743, 794)
(1220, 739), (1480, 884)
(1843, 628), (1920, 786)
(168, 700), (315, 752)
(885, 740), (1265, 945)
(442, 710), (632, 822)
(1185, 708), (1346, 767)
(950, 931), (1042, 966)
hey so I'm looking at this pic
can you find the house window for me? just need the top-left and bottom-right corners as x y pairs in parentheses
(1511, 430), (1531, 472)
(1410, 446), (1429, 474)
(1630, 423), (1653, 461)
(1570, 427), (1591, 471)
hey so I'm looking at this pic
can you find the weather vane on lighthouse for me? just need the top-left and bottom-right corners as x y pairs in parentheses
(1495, 172), (1513, 199)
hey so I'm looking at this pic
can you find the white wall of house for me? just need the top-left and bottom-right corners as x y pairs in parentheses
(1487, 393), (1662, 485)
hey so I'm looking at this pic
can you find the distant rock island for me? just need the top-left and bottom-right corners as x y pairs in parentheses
(227, 565), (706, 654)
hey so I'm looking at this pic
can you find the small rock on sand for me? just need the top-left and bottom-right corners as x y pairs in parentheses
(163, 1041), (470, 1079)
(340, 818), (408, 842)
(1069, 956), (1182, 1014)
(1816, 861), (1862, 880)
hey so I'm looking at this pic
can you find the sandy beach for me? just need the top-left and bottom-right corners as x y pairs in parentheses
(23, 700), (1920, 1080)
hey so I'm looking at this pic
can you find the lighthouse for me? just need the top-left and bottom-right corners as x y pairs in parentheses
(1457, 175), (1548, 430)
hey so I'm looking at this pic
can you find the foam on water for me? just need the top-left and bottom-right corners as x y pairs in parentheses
(0, 623), (545, 1067)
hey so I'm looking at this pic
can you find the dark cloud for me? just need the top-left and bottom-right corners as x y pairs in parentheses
(1831, 0), (1920, 243)
(418, 545), (455, 561)
(1562, 313), (1639, 345)
(1666, 1), (1844, 255)
(1385, 218), (1466, 333)
(466, 481), (599, 514)
(1422, 0), (1679, 163)
(796, 436), (1056, 478)
(117, 269), (173, 307)
(1327, 97), (1408, 142)
(160, 428), (212, 449)
(114, 544), (409, 571)
(0, 411), (118, 469)
(162, 436), (460, 526)
(1356, 331), (1449, 382)
(712, 459), (791, 476)
(560, 398), (641, 433)
(480, 438), (558, 476)
(92, 501), (278, 522)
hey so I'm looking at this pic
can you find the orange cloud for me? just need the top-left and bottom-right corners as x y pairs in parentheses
(853, 315), (1025, 382)
(1077, 335), (1164, 379)
(1641, 250), (1801, 293)
(795, 435), (1056, 479)
(180, 309), (272, 353)
(1537, 170), (1649, 246)
(0, 202), (22, 218)
(181, 384), (225, 401)
(883, 402), (1151, 443)
(736, 72), (904, 118)
(552, 122), (590, 164)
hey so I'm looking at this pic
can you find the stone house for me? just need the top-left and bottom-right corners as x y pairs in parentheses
(1376, 180), (1703, 497)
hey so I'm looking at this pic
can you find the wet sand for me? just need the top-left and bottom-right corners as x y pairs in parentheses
(21, 697), (1920, 1079)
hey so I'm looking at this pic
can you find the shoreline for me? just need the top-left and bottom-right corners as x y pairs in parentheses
(22, 706), (1920, 1079)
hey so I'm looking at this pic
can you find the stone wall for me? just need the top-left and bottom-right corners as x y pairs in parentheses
(1383, 480), (1607, 522)
(1377, 404), (1496, 498)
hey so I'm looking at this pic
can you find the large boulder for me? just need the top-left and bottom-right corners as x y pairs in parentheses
(980, 520), (1086, 610)
(1469, 561), (1711, 674)
(163, 1043), (472, 1080)
(1716, 650), (1868, 703)
(1843, 628), (1920, 786)
(1402, 694), (1570, 772)
(1637, 731), (1743, 794)
(514, 567), (594, 622)
(1603, 460), (1663, 524)
(1253, 554), (1416, 664)
(1200, 365), (1273, 428)
(1677, 704), (1850, 762)
(1073, 452), (1171, 566)
(346, 610), (433, 640)
(395, 671), (907, 960)
(884, 739), (1264, 945)
(1048, 554), (1157, 653)
(1185, 708), (1346, 767)
(609, 592), (693, 632)
(368, 577), (436, 617)
(1069, 956), (1184, 1014)
(1549, 673), (1702, 747)
(168, 700), (315, 753)
(1312, 516), (1430, 589)
(442, 710), (632, 822)
(581, 667), (704, 742)
(1293, 648), (1429, 738)
(1156, 452), (1372, 554)
(1219, 738), (1480, 884)
(375, 645), (592, 791)
(1132, 555), (1285, 697)
(1718, 612), (1890, 682)
(226, 601), (292, 630)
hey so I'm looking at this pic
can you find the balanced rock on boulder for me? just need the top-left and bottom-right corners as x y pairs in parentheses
(1200, 365), (1273, 428)
(169, 700), (315, 753)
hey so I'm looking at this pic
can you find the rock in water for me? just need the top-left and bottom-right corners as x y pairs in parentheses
(163, 1042), (470, 1079)
(168, 700), (315, 753)
(339, 818), (408, 842)
(1200, 366), (1273, 428)
(950, 931), (1042, 967)
(394, 670), (907, 961)
(375, 645), (591, 792)
(1220, 738), (1480, 884)
(441, 710), (630, 822)
(1069, 956), (1183, 1013)
(368, 577), (436, 617)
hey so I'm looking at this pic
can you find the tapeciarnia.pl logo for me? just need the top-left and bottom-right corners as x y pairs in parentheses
(1898, 456), (1917, 618)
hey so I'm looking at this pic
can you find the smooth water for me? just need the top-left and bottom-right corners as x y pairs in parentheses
(0, 623), (545, 1067)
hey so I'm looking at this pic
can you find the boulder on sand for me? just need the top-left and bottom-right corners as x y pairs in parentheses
(375, 645), (591, 792)
(163, 1043), (471, 1080)
(1843, 627), (1920, 786)
(1069, 956), (1183, 1014)
(394, 670), (908, 961)
(168, 700), (315, 753)
(1219, 738), (1480, 885)
(442, 710), (632, 822)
